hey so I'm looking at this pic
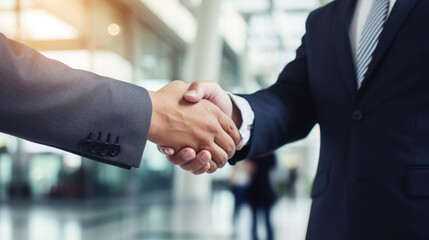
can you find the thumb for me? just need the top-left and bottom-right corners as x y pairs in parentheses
(184, 81), (232, 116)
(184, 82), (207, 103)
(157, 145), (175, 156)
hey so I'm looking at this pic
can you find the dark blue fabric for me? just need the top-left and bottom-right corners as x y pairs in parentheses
(229, 0), (429, 239)
(406, 167), (429, 197)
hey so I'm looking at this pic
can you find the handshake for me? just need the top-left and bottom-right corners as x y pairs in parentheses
(147, 80), (242, 175)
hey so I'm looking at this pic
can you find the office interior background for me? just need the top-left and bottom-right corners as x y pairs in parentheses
(0, 0), (332, 239)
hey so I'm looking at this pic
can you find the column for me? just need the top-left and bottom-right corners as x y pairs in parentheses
(174, 0), (224, 202)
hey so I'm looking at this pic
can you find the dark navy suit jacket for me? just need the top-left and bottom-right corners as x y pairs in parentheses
(230, 0), (429, 239)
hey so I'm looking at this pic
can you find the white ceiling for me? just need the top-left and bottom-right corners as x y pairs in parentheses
(227, 0), (332, 79)
(163, 0), (333, 82)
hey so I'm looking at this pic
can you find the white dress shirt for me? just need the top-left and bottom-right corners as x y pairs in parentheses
(232, 0), (396, 146)
(229, 93), (254, 145)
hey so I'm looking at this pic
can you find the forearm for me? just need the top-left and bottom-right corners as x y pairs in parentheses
(230, 36), (317, 163)
(0, 33), (152, 168)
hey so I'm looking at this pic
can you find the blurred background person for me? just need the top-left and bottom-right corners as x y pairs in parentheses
(0, 135), (6, 154)
(247, 153), (277, 240)
(228, 160), (251, 224)
(228, 161), (251, 222)
(284, 159), (299, 202)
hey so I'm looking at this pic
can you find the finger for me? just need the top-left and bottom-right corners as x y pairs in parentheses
(185, 81), (219, 103)
(180, 159), (206, 172)
(165, 148), (196, 165)
(180, 150), (211, 172)
(236, 140), (244, 151)
(207, 160), (219, 174)
(184, 83), (205, 102)
(217, 112), (241, 152)
(193, 163), (211, 175)
(214, 130), (235, 160)
(207, 143), (228, 169)
(195, 150), (212, 165)
(157, 145), (175, 156)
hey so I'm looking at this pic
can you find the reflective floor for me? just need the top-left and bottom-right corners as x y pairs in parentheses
(0, 191), (311, 240)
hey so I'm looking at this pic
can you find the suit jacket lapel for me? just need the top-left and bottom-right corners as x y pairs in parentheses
(333, 0), (358, 100)
(360, 0), (420, 89)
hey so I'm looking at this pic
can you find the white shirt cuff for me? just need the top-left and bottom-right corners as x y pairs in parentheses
(228, 93), (255, 146)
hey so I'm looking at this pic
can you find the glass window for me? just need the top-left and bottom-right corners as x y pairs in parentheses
(0, 11), (17, 38)
(0, 154), (12, 199)
(95, 164), (125, 195)
(28, 153), (62, 198)
(0, 0), (16, 9)
(20, 9), (79, 40)
(136, 27), (183, 82)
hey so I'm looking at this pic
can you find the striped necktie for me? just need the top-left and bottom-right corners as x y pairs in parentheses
(356, 0), (390, 89)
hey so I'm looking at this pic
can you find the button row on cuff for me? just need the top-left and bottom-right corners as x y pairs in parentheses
(79, 132), (121, 157)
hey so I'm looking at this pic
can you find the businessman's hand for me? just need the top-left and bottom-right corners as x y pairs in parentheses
(148, 81), (241, 171)
(157, 81), (243, 174)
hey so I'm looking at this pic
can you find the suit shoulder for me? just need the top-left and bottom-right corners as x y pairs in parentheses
(309, 1), (339, 19)
(307, 0), (340, 26)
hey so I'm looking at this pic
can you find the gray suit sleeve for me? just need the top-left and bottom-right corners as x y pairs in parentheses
(0, 33), (152, 169)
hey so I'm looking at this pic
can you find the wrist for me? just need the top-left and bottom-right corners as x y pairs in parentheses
(148, 90), (161, 142)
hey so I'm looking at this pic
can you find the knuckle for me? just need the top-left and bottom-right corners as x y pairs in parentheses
(196, 132), (211, 146)
(199, 138), (212, 149)
(218, 155), (228, 168)
(189, 82), (202, 91)
(208, 122), (220, 134)
(225, 122), (233, 134)
(226, 143), (235, 156)
(228, 122), (237, 135)
(208, 161), (218, 173)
